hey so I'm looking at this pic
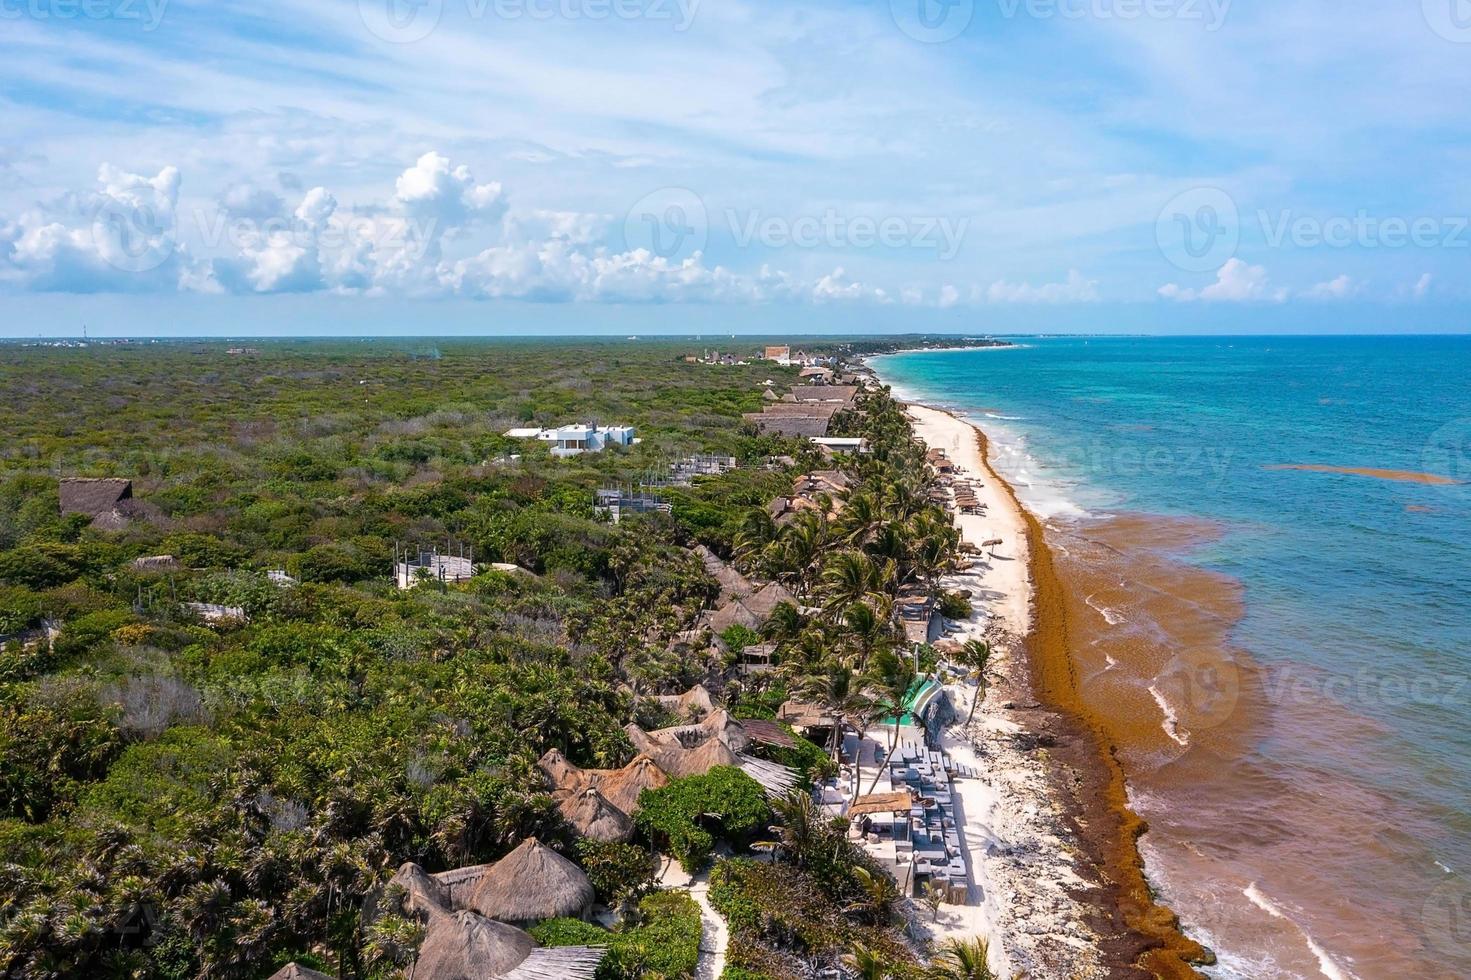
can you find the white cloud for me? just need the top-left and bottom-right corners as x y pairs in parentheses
(0, 163), (191, 294)
(1160, 259), (1287, 303)
(1302, 274), (1356, 301)
(393, 152), (507, 233)
(986, 269), (1099, 304)
(1413, 272), (1433, 300)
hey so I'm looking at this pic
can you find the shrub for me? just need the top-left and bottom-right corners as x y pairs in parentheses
(576, 838), (657, 911)
(0, 585), (43, 634)
(533, 889), (701, 980)
(635, 767), (770, 872)
(938, 590), (972, 620)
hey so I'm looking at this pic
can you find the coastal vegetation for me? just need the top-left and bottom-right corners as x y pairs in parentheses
(0, 338), (991, 979)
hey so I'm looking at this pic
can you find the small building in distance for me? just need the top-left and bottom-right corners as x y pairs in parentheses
(787, 385), (858, 405)
(594, 487), (672, 524)
(811, 436), (869, 454)
(394, 543), (475, 589)
(671, 454), (738, 483)
(763, 345), (791, 364)
(59, 478), (134, 529)
(503, 424), (638, 457)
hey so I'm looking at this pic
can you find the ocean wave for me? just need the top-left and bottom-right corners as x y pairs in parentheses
(1148, 684), (1191, 747)
(1243, 884), (1359, 980)
(1085, 593), (1127, 626)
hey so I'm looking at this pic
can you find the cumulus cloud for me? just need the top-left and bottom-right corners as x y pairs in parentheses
(1302, 274), (1356, 300)
(394, 152), (507, 232)
(1159, 259), (1287, 303)
(0, 163), (190, 293)
(0, 152), (1054, 308)
(985, 269), (1099, 304)
(219, 182), (285, 221)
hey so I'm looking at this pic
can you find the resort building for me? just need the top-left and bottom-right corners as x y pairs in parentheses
(786, 385), (858, 405)
(503, 423), (638, 457)
(811, 436), (869, 454)
(743, 400), (843, 438)
(763, 345), (791, 364)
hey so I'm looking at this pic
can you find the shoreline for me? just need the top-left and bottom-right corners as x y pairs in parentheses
(893, 397), (1207, 977)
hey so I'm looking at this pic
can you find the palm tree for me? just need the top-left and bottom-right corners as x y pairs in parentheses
(840, 599), (893, 671)
(821, 549), (881, 616)
(733, 509), (777, 570)
(845, 943), (899, 980)
(956, 639), (994, 727)
(863, 657), (918, 795)
(796, 665), (873, 763)
(927, 937), (998, 980)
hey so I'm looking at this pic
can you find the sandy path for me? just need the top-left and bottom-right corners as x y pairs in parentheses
(657, 860), (728, 980)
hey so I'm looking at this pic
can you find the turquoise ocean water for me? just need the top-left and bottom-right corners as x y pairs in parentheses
(875, 337), (1471, 979)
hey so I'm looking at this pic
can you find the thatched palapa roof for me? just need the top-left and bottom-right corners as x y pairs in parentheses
(849, 791), (916, 817)
(596, 754), (668, 815)
(410, 911), (531, 978)
(380, 861), (450, 921)
(738, 718), (798, 750)
(466, 838), (593, 926)
(653, 682), (716, 721)
(409, 909), (605, 979)
(535, 748), (585, 792)
(708, 582), (796, 633)
(59, 477), (132, 517)
(267, 965), (336, 980)
(693, 545), (753, 602)
(557, 786), (635, 842)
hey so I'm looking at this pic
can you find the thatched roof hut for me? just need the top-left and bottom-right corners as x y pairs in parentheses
(597, 755), (668, 816)
(409, 909), (607, 980)
(693, 545), (753, 602)
(266, 965), (336, 980)
(535, 749), (586, 793)
(379, 861), (450, 921)
(432, 863), (495, 911)
(410, 910), (532, 979)
(59, 477), (132, 517)
(738, 718), (799, 750)
(653, 683), (717, 721)
(466, 838), (594, 926)
(558, 787), (635, 842)
(707, 582), (796, 633)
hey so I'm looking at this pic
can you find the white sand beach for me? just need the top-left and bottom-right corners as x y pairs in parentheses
(904, 403), (1032, 639)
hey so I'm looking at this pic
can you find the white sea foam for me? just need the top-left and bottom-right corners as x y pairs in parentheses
(1148, 684), (1191, 746)
(1104, 654), (1119, 670)
(1436, 859), (1454, 874)
(1243, 883), (1359, 980)
(1085, 593), (1127, 625)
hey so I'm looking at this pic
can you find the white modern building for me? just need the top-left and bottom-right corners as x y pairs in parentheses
(504, 423), (639, 457)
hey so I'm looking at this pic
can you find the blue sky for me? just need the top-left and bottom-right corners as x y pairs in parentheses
(1, 0), (1468, 336)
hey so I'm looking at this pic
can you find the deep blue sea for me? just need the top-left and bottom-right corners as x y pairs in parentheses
(875, 336), (1471, 979)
